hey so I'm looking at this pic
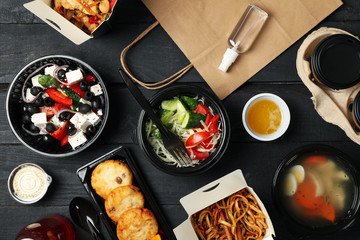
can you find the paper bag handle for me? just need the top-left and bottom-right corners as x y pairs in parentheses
(120, 21), (193, 89)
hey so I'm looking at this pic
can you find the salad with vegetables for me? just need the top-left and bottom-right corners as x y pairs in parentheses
(145, 96), (221, 167)
(20, 62), (105, 151)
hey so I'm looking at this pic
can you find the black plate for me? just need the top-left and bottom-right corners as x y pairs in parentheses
(6, 55), (109, 157)
(136, 84), (230, 176)
(76, 146), (176, 240)
(272, 144), (360, 235)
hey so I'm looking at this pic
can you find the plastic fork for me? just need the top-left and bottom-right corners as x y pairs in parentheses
(119, 69), (193, 167)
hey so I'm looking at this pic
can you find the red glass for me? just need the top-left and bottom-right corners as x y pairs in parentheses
(15, 214), (75, 240)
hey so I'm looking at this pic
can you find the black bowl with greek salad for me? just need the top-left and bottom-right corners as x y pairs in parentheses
(137, 84), (230, 175)
(6, 55), (109, 157)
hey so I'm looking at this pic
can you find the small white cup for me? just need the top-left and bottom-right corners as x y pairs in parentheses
(242, 93), (290, 141)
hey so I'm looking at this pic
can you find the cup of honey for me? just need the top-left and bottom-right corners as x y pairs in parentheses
(242, 93), (290, 141)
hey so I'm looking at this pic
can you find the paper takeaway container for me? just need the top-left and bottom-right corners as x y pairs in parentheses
(173, 169), (275, 240)
(24, 0), (117, 45)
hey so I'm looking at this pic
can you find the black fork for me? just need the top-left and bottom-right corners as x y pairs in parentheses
(119, 69), (193, 167)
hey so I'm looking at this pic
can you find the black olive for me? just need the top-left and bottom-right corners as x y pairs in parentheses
(33, 97), (44, 107)
(79, 103), (91, 114)
(43, 97), (55, 107)
(59, 111), (71, 121)
(22, 114), (32, 124)
(46, 123), (56, 133)
(27, 104), (40, 114)
(29, 123), (40, 133)
(83, 91), (94, 101)
(91, 97), (102, 110)
(86, 125), (96, 135)
(30, 87), (42, 96)
(57, 69), (66, 81)
(42, 134), (56, 144)
(79, 80), (90, 91)
(66, 123), (77, 136)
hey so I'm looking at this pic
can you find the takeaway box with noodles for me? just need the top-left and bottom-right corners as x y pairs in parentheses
(173, 170), (275, 240)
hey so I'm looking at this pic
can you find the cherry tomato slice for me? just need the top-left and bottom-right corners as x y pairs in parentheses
(186, 132), (211, 148)
(201, 137), (215, 150)
(110, 0), (117, 9)
(195, 103), (209, 115)
(187, 148), (209, 160)
(204, 113), (213, 127)
(208, 114), (220, 133)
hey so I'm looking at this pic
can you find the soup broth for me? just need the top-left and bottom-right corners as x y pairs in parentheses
(278, 152), (356, 229)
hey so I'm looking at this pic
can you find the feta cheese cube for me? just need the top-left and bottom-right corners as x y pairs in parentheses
(90, 84), (103, 96)
(65, 68), (83, 84)
(25, 88), (36, 102)
(31, 112), (47, 128)
(44, 66), (57, 77)
(84, 111), (101, 126)
(97, 109), (103, 116)
(70, 113), (91, 132)
(49, 115), (66, 128)
(31, 74), (44, 89)
(68, 131), (87, 149)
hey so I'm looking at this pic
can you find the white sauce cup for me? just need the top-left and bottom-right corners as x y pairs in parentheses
(242, 93), (291, 141)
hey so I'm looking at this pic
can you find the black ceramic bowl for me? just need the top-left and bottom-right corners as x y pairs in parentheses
(272, 144), (360, 235)
(136, 84), (230, 176)
(6, 55), (109, 157)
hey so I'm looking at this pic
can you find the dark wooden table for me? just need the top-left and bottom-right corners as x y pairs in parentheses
(1, 0), (360, 239)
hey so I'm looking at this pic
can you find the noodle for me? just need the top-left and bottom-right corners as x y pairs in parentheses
(191, 189), (267, 240)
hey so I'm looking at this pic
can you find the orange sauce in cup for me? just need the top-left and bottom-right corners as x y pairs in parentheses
(247, 100), (282, 135)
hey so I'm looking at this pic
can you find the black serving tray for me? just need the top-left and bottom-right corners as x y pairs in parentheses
(76, 146), (176, 240)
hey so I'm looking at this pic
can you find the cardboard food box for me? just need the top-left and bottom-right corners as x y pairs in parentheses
(173, 170), (275, 240)
(24, 0), (117, 45)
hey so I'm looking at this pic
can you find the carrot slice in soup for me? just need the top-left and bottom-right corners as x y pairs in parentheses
(303, 155), (327, 164)
(294, 179), (323, 209)
(305, 202), (336, 222)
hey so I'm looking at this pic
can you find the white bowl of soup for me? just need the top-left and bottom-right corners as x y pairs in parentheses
(242, 93), (290, 141)
(273, 145), (360, 234)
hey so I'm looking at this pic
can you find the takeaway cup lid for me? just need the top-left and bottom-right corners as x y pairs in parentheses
(311, 34), (360, 90)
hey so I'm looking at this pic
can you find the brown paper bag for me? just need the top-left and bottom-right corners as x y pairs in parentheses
(142, 0), (342, 100)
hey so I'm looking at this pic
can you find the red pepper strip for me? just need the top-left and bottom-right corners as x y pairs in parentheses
(110, 0), (117, 9)
(208, 114), (220, 133)
(84, 74), (95, 82)
(195, 103), (209, 115)
(45, 88), (73, 106)
(185, 131), (211, 148)
(61, 135), (69, 146)
(51, 121), (69, 141)
(68, 84), (84, 98)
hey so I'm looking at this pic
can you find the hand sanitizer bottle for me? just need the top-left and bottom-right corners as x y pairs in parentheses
(219, 4), (268, 72)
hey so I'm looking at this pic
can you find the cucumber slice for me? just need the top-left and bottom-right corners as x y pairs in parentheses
(177, 111), (187, 124)
(177, 99), (188, 112)
(160, 110), (175, 123)
(161, 99), (179, 111)
(181, 111), (206, 129)
(180, 96), (199, 110)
